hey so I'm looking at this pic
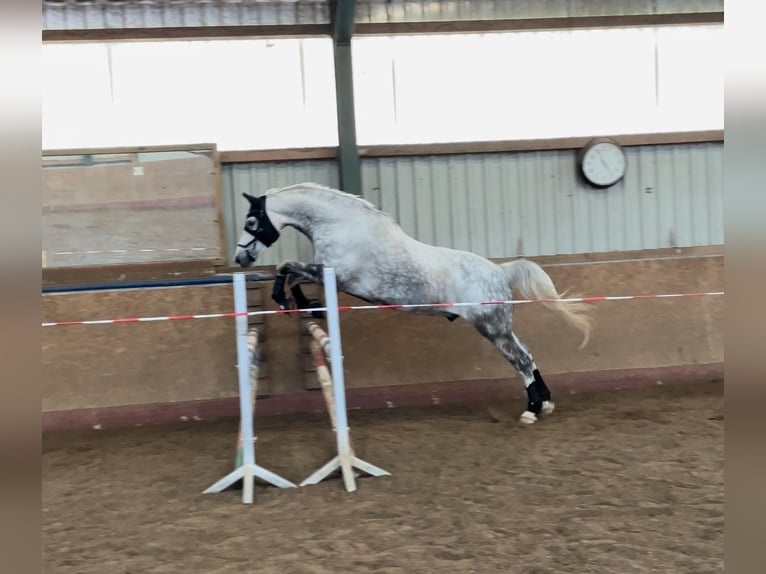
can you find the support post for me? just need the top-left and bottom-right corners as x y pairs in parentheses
(203, 273), (296, 503)
(300, 268), (390, 491)
(332, 0), (362, 195)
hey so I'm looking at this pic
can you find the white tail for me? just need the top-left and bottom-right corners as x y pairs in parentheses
(500, 259), (593, 349)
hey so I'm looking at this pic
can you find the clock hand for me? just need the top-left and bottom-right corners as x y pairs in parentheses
(598, 150), (611, 173)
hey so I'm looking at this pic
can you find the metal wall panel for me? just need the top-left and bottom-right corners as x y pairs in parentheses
(220, 142), (722, 265)
(221, 159), (338, 266)
(356, 0), (724, 23)
(43, 1), (332, 31)
(360, 142), (723, 258)
(43, 0), (722, 31)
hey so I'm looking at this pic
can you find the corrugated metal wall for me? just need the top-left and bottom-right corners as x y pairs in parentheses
(43, 1), (331, 30)
(356, 0), (724, 23)
(43, 0), (723, 31)
(222, 142), (723, 265)
(363, 143), (723, 257)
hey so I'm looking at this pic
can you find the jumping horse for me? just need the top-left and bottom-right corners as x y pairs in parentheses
(234, 183), (592, 424)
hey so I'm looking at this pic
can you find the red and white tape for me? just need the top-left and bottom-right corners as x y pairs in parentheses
(47, 247), (219, 256)
(41, 291), (724, 328)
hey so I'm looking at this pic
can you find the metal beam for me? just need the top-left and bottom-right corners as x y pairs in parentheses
(331, 0), (362, 195)
(332, 0), (356, 45)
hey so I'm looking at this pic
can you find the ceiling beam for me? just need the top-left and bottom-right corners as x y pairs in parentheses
(42, 11), (721, 43)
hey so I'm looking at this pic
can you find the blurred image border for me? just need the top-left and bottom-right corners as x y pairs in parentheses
(724, 1), (766, 573)
(0, 2), (42, 573)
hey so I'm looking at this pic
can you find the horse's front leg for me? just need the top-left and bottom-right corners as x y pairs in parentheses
(278, 260), (325, 284)
(271, 271), (323, 317)
(275, 261), (326, 318)
(270, 272), (294, 310)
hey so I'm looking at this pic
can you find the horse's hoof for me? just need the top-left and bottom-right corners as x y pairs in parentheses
(307, 300), (325, 319)
(542, 400), (555, 416)
(519, 410), (537, 424)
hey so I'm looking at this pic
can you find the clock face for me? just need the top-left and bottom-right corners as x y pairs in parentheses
(580, 141), (626, 187)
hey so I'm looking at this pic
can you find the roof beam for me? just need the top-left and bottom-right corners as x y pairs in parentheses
(42, 11), (721, 43)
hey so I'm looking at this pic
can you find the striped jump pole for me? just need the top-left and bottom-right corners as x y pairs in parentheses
(308, 339), (336, 429)
(203, 272), (296, 504)
(42, 291), (724, 326)
(307, 322), (332, 363)
(300, 268), (390, 492)
(234, 328), (260, 470)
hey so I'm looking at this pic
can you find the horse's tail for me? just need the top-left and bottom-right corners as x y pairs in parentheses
(500, 258), (593, 349)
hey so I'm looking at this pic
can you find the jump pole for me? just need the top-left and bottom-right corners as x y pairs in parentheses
(309, 338), (337, 428)
(234, 328), (259, 470)
(300, 267), (390, 492)
(203, 272), (296, 503)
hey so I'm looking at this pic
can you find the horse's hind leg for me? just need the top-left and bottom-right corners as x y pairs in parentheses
(509, 333), (554, 421)
(500, 334), (554, 424)
(476, 319), (554, 424)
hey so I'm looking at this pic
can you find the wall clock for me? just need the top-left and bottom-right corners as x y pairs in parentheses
(578, 137), (627, 188)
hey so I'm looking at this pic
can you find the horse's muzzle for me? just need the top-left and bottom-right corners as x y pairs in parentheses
(235, 250), (254, 267)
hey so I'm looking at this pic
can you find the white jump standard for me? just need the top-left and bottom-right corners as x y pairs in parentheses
(300, 268), (390, 492)
(203, 273), (296, 504)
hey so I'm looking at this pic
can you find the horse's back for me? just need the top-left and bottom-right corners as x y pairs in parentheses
(405, 240), (511, 302)
(307, 199), (509, 305)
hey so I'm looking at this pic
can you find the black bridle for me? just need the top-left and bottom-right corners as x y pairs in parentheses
(238, 193), (280, 249)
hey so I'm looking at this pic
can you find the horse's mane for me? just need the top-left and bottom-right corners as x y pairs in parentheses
(265, 182), (385, 215)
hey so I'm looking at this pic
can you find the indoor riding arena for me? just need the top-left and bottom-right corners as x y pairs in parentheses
(42, 1), (724, 573)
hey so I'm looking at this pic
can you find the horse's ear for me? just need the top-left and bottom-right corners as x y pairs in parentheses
(243, 192), (261, 205)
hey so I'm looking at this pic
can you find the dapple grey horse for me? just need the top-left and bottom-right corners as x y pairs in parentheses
(234, 183), (592, 424)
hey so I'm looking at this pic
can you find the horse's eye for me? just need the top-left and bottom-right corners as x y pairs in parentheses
(246, 216), (258, 230)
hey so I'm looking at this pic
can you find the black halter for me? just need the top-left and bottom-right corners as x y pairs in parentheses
(238, 193), (280, 248)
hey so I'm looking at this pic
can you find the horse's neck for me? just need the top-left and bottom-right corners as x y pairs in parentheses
(270, 190), (342, 239)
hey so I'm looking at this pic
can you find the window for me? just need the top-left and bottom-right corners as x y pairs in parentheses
(42, 25), (723, 151)
(352, 25), (723, 144)
(655, 26), (724, 132)
(42, 38), (338, 150)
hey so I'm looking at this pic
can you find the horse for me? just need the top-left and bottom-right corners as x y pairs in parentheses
(234, 183), (592, 424)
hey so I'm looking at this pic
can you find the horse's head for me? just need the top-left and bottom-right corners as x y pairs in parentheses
(234, 193), (281, 267)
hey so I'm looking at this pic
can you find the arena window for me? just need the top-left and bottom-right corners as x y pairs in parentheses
(352, 25), (723, 145)
(42, 38), (338, 151)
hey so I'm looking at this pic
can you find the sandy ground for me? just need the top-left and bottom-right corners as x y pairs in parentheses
(43, 381), (723, 574)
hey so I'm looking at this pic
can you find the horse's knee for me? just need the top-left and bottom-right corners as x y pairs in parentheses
(277, 260), (299, 275)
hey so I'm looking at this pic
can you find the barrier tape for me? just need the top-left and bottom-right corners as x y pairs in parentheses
(47, 247), (220, 256)
(41, 291), (724, 328)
